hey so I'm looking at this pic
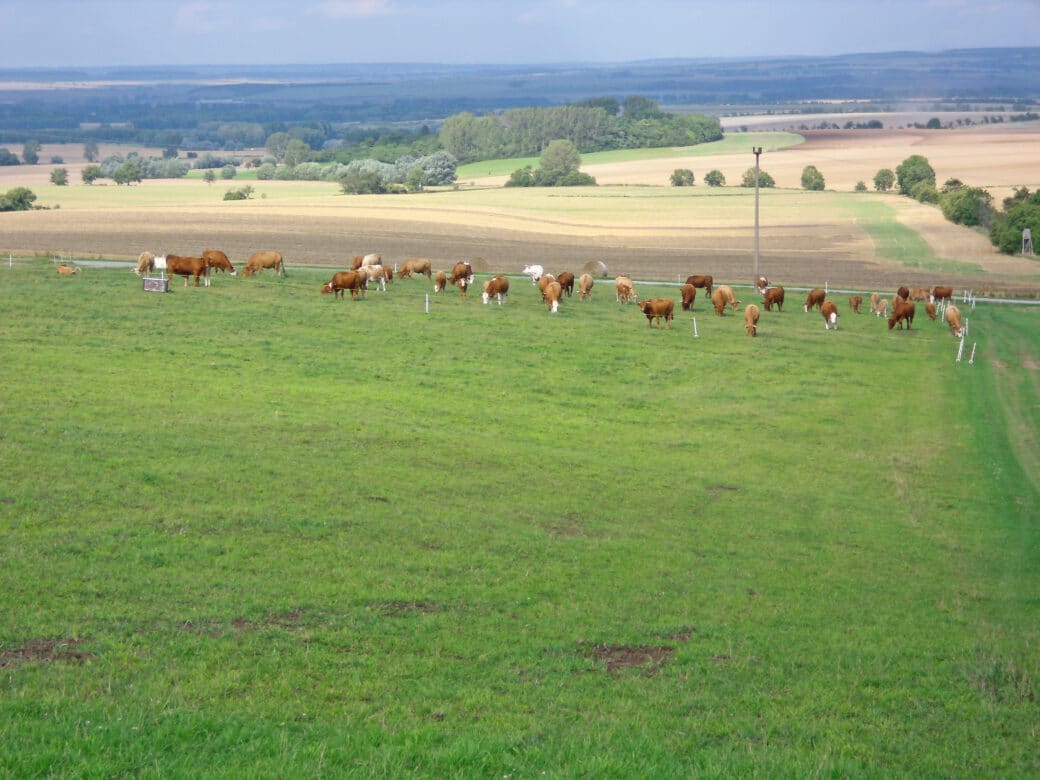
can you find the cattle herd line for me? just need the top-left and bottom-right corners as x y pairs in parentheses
(72, 249), (968, 340)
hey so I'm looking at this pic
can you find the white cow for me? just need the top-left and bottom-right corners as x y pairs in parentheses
(521, 264), (544, 284)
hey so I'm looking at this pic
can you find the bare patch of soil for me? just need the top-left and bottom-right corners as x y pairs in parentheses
(377, 600), (441, 616)
(0, 637), (93, 667)
(580, 641), (675, 674)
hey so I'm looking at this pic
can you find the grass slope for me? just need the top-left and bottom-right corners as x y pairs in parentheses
(0, 262), (1036, 776)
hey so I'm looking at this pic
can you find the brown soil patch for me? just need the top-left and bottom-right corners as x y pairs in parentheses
(377, 600), (441, 616)
(0, 637), (93, 667)
(582, 642), (675, 673)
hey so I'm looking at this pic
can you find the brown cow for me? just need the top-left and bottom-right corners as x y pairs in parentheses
(135, 251), (155, 276)
(321, 270), (365, 300)
(433, 270), (447, 293)
(931, 285), (954, 304)
(710, 288), (728, 316)
(821, 300), (839, 330)
(638, 297), (674, 329)
(165, 255), (210, 287)
(849, 295), (863, 314)
(56, 263), (79, 276)
(482, 275), (510, 305)
(241, 251), (283, 277)
(869, 292), (883, 316)
(578, 273), (594, 301)
(202, 249), (235, 275)
(944, 304), (964, 337)
(680, 283), (697, 311)
(537, 273), (557, 301)
(544, 281), (563, 313)
(803, 288), (826, 312)
(896, 285), (910, 301)
(556, 271), (575, 297)
(888, 297), (916, 330)
(449, 261), (473, 298)
(715, 284), (739, 311)
(744, 304), (760, 336)
(909, 287), (929, 301)
(925, 302), (937, 321)
(398, 258), (432, 279)
(763, 286), (784, 311)
(615, 276), (635, 303)
(685, 274), (713, 296)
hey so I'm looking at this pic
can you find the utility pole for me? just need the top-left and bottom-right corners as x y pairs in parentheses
(753, 147), (763, 282)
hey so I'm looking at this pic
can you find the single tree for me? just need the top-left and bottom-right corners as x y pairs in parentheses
(81, 165), (102, 185)
(896, 154), (935, 195)
(221, 164), (237, 180)
(800, 165), (825, 191)
(704, 169), (726, 187)
(203, 169), (216, 185)
(0, 147), (19, 166)
(50, 168), (68, 186)
(873, 168), (895, 192)
(539, 139), (581, 184)
(22, 139), (41, 165)
(670, 168), (695, 187)
(855, 180), (868, 192)
(83, 140), (99, 163)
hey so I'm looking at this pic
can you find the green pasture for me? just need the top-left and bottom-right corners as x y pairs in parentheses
(0, 261), (1037, 776)
(456, 131), (804, 179)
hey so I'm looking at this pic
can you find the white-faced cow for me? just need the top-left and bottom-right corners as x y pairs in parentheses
(821, 300), (839, 330)
(482, 275), (510, 305)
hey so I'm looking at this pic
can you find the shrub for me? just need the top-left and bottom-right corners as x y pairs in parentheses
(741, 168), (775, 188)
(704, 169), (725, 187)
(801, 165), (825, 191)
(670, 168), (694, 186)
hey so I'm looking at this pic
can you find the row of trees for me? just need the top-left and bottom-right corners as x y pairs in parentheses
(439, 97), (722, 163)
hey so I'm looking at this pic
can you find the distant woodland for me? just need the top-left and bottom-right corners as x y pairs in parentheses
(0, 48), (1037, 150)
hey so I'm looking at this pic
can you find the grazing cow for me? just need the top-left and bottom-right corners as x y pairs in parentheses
(763, 286), (785, 311)
(931, 285), (954, 304)
(685, 274), (713, 296)
(910, 287), (929, 301)
(638, 297), (674, 329)
(202, 249), (235, 276)
(680, 283), (697, 311)
(557, 271), (575, 297)
(135, 251), (155, 276)
(358, 264), (390, 291)
(715, 284), (739, 311)
(874, 298), (888, 319)
(522, 264), (544, 284)
(888, 297), (916, 330)
(482, 275), (510, 305)
(710, 288), (728, 316)
(821, 300), (839, 330)
(537, 273), (557, 301)
(449, 261), (473, 298)
(578, 273), (594, 301)
(804, 288), (826, 312)
(944, 304), (964, 337)
(56, 263), (79, 276)
(241, 251), (283, 277)
(754, 275), (769, 294)
(614, 276), (635, 303)
(925, 302), (937, 321)
(321, 270), (365, 300)
(166, 254), (211, 287)
(434, 270), (447, 293)
(744, 303), (760, 336)
(544, 281), (562, 313)
(869, 292), (882, 316)
(849, 295), (863, 314)
(398, 258), (432, 279)
(896, 285), (910, 301)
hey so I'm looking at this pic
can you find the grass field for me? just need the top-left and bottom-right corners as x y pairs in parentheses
(1, 261), (1037, 775)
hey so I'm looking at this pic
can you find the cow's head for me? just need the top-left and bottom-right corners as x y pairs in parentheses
(321, 282), (334, 295)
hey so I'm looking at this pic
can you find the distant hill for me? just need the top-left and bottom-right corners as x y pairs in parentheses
(0, 48), (1037, 143)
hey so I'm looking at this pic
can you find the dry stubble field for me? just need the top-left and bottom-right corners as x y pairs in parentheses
(2, 125), (1040, 294)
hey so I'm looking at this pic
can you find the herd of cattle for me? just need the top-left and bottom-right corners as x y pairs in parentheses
(120, 248), (966, 338)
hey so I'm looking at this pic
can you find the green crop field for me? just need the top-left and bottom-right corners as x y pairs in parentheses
(1, 261), (1037, 776)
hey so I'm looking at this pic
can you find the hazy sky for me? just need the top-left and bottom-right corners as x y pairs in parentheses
(1, 0), (1037, 68)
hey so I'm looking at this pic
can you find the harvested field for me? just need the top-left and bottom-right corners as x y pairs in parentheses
(3, 127), (1040, 295)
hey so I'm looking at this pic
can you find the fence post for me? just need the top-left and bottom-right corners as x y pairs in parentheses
(692, 317), (699, 338)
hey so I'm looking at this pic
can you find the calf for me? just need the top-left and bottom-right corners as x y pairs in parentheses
(321, 270), (365, 299)
(925, 302), (937, 321)
(56, 263), (79, 276)
(449, 261), (474, 298)
(744, 303), (760, 336)
(434, 270), (447, 292)
(482, 275), (510, 305)
(544, 281), (563, 313)
(821, 300), (839, 330)
(680, 283), (697, 311)
(888, 297), (916, 330)
(638, 297), (674, 329)
(803, 288), (826, 312)
(944, 304), (964, 337)
(849, 294), (863, 314)
(578, 273), (594, 301)
(762, 286), (784, 311)
(615, 276), (635, 303)
(685, 274), (713, 296)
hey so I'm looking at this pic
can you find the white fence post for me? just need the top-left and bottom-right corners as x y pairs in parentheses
(969, 342), (977, 365)
(425, 293), (429, 314)
(692, 317), (699, 338)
